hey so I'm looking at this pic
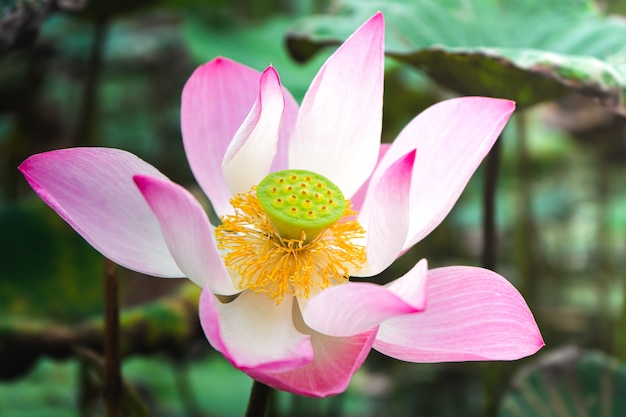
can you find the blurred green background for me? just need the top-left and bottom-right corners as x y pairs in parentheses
(3, 0), (626, 415)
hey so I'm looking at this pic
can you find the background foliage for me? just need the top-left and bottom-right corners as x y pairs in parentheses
(2, 0), (626, 416)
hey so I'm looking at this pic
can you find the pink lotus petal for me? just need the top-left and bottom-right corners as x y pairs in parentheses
(19, 148), (183, 277)
(302, 261), (425, 337)
(222, 66), (285, 195)
(288, 12), (384, 199)
(302, 259), (426, 338)
(181, 57), (259, 216)
(134, 175), (237, 293)
(350, 143), (390, 212)
(199, 289), (314, 373)
(271, 81), (299, 173)
(354, 150), (415, 276)
(374, 266), (544, 362)
(375, 97), (515, 250)
(385, 258), (428, 310)
(248, 322), (377, 398)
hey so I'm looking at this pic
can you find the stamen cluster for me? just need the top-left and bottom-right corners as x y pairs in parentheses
(215, 189), (366, 303)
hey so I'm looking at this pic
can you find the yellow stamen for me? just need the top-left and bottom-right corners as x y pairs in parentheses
(215, 188), (366, 303)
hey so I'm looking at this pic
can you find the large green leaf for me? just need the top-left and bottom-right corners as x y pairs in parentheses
(286, 0), (626, 111)
(498, 348), (626, 417)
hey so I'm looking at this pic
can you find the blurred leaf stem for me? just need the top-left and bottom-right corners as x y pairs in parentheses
(481, 134), (501, 271)
(616, 244), (626, 361)
(513, 111), (537, 308)
(74, 16), (109, 146)
(103, 258), (122, 417)
(245, 380), (272, 417)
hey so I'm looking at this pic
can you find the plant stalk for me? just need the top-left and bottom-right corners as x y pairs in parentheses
(103, 258), (122, 417)
(245, 380), (272, 417)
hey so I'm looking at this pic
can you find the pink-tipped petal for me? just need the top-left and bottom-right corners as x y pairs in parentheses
(386, 258), (428, 310)
(222, 66), (285, 195)
(350, 143), (390, 212)
(354, 150), (415, 276)
(377, 97), (515, 250)
(374, 266), (544, 362)
(19, 148), (183, 277)
(271, 83), (299, 172)
(199, 289), (314, 373)
(303, 259), (427, 337)
(134, 175), (237, 293)
(248, 324), (377, 397)
(288, 12), (384, 198)
(181, 58), (259, 216)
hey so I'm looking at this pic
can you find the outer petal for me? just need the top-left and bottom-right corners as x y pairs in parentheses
(374, 266), (544, 362)
(303, 259), (427, 337)
(222, 66), (285, 195)
(248, 318), (377, 397)
(353, 149), (415, 276)
(19, 148), (183, 277)
(385, 258), (428, 310)
(350, 143), (390, 212)
(288, 12), (384, 198)
(271, 81), (299, 172)
(181, 58), (299, 216)
(375, 97), (515, 250)
(134, 175), (237, 293)
(199, 289), (314, 373)
(181, 58), (259, 216)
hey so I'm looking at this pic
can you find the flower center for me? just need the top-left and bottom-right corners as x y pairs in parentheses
(256, 170), (347, 243)
(215, 169), (366, 303)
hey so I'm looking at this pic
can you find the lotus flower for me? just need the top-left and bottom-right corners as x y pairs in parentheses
(19, 12), (542, 398)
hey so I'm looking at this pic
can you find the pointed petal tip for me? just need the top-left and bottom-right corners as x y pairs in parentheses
(207, 56), (236, 67)
(260, 65), (282, 88)
(399, 148), (416, 168)
(132, 173), (149, 189)
(368, 11), (384, 25)
(360, 11), (384, 36)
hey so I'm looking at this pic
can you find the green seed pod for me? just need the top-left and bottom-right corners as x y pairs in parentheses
(256, 169), (347, 243)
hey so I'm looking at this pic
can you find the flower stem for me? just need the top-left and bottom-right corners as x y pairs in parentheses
(481, 135), (501, 270)
(74, 16), (109, 146)
(103, 258), (122, 417)
(245, 380), (272, 417)
(615, 241), (626, 361)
